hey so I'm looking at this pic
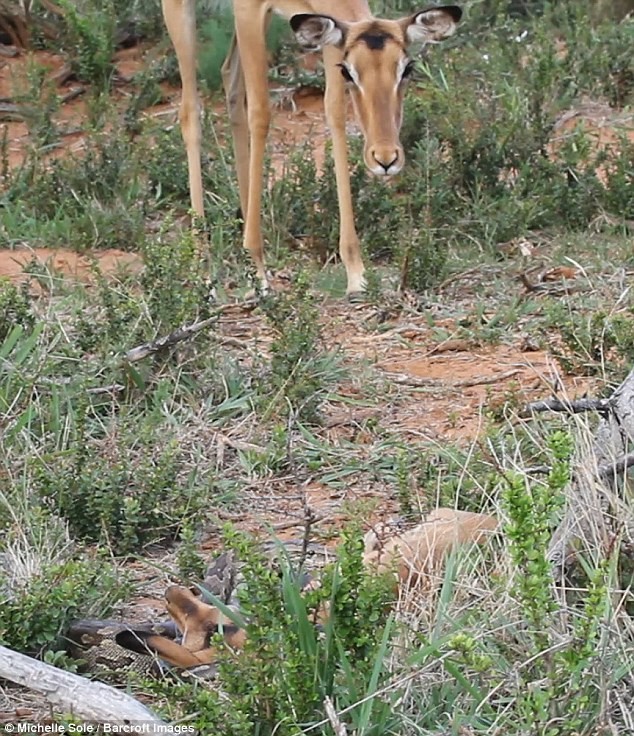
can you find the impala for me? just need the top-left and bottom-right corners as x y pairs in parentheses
(162, 0), (462, 297)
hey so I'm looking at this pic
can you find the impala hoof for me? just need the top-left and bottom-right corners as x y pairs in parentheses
(346, 290), (366, 304)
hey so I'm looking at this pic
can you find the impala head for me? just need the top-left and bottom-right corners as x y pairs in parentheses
(291, 6), (462, 176)
(116, 586), (246, 669)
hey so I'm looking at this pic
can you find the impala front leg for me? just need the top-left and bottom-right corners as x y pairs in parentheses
(323, 45), (366, 298)
(162, 0), (204, 218)
(233, 2), (271, 291)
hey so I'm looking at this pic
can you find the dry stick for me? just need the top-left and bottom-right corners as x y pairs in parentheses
(520, 396), (614, 418)
(0, 645), (165, 725)
(455, 368), (521, 388)
(272, 513), (326, 532)
(0, 43), (19, 57)
(60, 87), (85, 104)
(324, 696), (347, 736)
(124, 316), (218, 363)
(383, 368), (520, 389)
(549, 363), (634, 572)
(597, 452), (634, 482)
(122, 298), (257, 364)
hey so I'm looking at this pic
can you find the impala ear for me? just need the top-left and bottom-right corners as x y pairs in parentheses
(290, 14), (347, 50)
(402, 5), (462, 45)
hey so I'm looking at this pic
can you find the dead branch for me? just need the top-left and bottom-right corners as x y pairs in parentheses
(324, 696), (347, 736)
(0, 101), (21, 121)
(549, 364), (634, 573)
(272, 513), (326, 532)
(0, 644), (165, 724)
(454, 369), (521, 388)
(122, 300), (257, 364)
(0, 42), (18, 56)
(520, 396), (614, 418)
(59, 87), (85, 105)
(382, 369), (520, 389)
(124, 316), (218, 363)
(597, 452), (634, 482)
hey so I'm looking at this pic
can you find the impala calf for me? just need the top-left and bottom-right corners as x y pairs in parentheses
(162, 1), (462, 297)
(116, 510), (497, 670)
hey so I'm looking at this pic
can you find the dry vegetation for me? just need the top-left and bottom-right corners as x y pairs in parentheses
(1, 0), (634, 734)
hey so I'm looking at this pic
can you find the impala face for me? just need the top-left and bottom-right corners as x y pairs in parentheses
(291, 6), (462, 177)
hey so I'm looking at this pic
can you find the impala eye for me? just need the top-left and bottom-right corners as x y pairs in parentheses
(402, 60), (415, 79)
(337, 63), (354, 84)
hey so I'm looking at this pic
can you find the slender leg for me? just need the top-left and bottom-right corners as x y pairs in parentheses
(322, 45), (366, 296)
(161, 0), (204, 217)
(232, 1), (271, 288)
(221, 34), (250, 221)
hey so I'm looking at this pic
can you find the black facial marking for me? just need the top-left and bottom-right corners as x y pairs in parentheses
(358, 31), (391, 51)
(338, 63), (354, 83)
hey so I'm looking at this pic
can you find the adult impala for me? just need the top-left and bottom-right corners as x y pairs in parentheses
(161, 0), (462, 297)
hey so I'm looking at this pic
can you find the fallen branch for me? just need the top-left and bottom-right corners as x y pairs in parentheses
(0, 645), (164, 725)
(324, 696), (347, 736)
(454, 368), (521, 388)
(382, 368), (520, 389)
(272, 513), (326, 532)
(0, 101), (21, 121)
(123, 301), (257, 364)
(60, 86), (85, 104)
(520, 396), (614, 418)
(0, 42), (18, 57)
(549, 364), (634, 573)
(597, 452), (634, 482)
(124, 316), (217, 363)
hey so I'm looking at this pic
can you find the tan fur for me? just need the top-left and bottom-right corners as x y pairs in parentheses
(363, 509), (499, 589)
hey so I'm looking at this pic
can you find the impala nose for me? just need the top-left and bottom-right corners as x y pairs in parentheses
(371, 149), (400, 175)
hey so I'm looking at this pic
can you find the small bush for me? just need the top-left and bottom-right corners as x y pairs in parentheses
(33, 421), (207, 555)
(0, 536), (124, 654)
(57, 0), (117, 90)
(0, 280), (34, 343)
(258, 269), (341, 422)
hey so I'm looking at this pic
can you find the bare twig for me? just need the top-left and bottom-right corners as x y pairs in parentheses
(272, 513), (326, 532)
(0, 43), (19, 57)
(520, 397), (614, 418)
(324, 696), (347, 736)
(454, 369), (521, 388)
(382, 368), (521, 389)
(0, 101), (21, 121)
(597, 453), (634, 482)
(60, 87), (85, 104)
(124, 316), (218, 363)
(524, 465), (552, 475)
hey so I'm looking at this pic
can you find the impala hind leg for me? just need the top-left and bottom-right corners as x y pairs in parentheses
(323, 45), (366, 298)
(162, 0), (204, 218)
(232, 4), (271, 291)
(221, 34), (249, 224)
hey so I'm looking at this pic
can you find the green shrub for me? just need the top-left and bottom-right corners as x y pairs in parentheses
(57, 0), (117, 90)
(0, 548), (124, 654)
(33, 421), (206, 555)
(258, 269), (343, 422)
(0, 280), (34, 343)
